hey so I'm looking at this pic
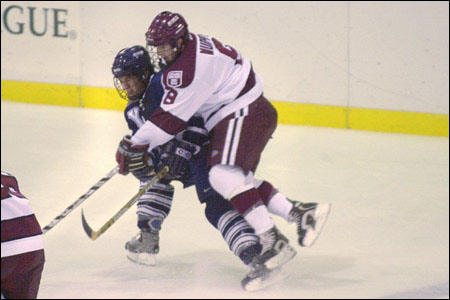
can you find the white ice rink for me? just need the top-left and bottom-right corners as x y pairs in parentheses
(1, 100), (449, 299)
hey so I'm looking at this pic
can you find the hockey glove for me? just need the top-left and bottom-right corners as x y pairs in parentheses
(181, 116), (209, 156)
(116, 135), (154, 180)
(159, 140), (197, 180)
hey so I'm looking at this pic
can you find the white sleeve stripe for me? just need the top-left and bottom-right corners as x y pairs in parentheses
(1, 234), (44, 258)
(1, 197), (33, 221)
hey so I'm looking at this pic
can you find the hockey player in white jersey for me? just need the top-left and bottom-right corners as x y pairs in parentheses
(1, 171), (45, 298)
(118, 11), (331, 287)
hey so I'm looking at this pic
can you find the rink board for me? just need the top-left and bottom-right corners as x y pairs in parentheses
(1, 79), (448, 137)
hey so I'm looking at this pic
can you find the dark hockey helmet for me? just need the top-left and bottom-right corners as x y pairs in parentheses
(111, 45), (153, 101)
(112, 45), (152, 78)
(145, 11), (189, 48)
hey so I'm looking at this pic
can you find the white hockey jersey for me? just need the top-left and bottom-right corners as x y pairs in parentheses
(131, 33), (264, 150)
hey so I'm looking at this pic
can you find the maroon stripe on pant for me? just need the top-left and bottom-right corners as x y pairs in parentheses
(230, 188), (262, 215)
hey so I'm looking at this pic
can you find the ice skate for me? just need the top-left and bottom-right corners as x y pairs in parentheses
(125, 229), (159, 266)
(288, 200), (332, 247)
(241, 255), (287, 291)
(258, 226), (296, 269)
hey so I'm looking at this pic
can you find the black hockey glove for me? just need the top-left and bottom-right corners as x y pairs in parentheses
(159, 140), (197, 180)
(116, 135), (154, 181)
(182, 116), (209, 155)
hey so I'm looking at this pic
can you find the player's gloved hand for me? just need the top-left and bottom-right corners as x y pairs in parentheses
(131, 148), (159, 181)
(181, 116), (209, 156)
(159, 140), (197, 180)
(115, 135), (154, 180)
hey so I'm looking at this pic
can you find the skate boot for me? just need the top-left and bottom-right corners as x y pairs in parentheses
(125, 228), (159, 266)
(288, 200), (332, 247)
(241, 255), (285, 291)
(238, 242), (262, 266)
(258, 226), (297, 270)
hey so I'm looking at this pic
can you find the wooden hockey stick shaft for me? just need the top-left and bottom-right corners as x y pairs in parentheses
(42, 166), (120, 234)
(81, 166), (169, 240)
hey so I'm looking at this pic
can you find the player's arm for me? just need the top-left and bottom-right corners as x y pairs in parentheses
(130, 69), (215, 150)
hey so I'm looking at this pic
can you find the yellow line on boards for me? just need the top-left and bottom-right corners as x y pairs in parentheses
(2, 80), (448, 137)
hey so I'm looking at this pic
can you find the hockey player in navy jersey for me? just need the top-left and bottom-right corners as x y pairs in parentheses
(112, 46), (280, 290)
(123, 11), (332, 281)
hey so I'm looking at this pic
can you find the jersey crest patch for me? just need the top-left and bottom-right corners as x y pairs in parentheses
(167, 71), (183, 88)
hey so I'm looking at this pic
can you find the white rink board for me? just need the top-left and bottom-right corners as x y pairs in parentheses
(1, 1), (449, 114)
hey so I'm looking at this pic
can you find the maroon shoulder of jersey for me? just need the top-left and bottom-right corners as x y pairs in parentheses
(162, 33), (197, 90)
(1, 173), (25, 200)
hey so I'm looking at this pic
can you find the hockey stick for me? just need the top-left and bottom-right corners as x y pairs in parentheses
(42, 166), (120, 234)
(81, 166), (169, 240)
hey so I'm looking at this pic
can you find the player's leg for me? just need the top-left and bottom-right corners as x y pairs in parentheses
(208, 95), (296, 269)
(202, 195), (284, 291)
(190, 152), (262, 266)
(202, 195), (261, 265)
(125, 179), (174, 265)
(253, 176), (332, 247)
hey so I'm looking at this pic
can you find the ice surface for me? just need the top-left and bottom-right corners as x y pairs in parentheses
(1, 101), (448, 298)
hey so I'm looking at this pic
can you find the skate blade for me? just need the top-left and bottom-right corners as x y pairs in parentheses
(126, 252), (157, 266)
(302, 203), (331, 247)
(264, 243), (297, 269)
(243, 267), (287, 292)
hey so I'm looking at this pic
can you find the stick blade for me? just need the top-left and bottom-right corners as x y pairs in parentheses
(81, 209), (98, 240)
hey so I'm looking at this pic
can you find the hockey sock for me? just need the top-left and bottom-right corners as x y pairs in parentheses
(256, 180), (293, 221)
(242, 204), (275, 235)
(267, 192), (294, 221)
(204, 197), (259, 260)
